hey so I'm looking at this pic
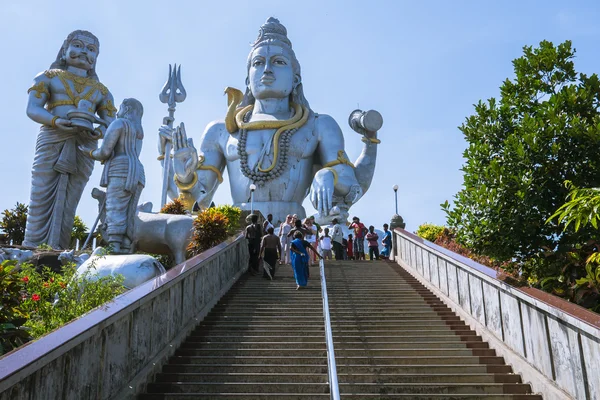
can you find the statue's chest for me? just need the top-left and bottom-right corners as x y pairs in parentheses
(224, 122), (317, 162)
(48, 76), (103, 105)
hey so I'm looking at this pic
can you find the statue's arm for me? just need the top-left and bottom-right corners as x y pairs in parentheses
(25, 73), (55, 126)
(96, 91), (117, 137)
(315, 114), (359, 196)
(193, 122), (227, 208)
(91, 119), (124, 161)
(171, 121), (226, 209)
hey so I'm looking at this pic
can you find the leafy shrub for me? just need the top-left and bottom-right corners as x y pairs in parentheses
(160, 198), (187, 215)
(416, 223), (444, 242)
(71, 215), (88, 243)
(188, 210), (230, 256)
(0, 202), (28, 245)
(433, 228), (503, 271)
(206, 205), (242, 235)
(17, 262), (125, 339)
(545, 181), (600, 311)
(0, 261), (32, 355)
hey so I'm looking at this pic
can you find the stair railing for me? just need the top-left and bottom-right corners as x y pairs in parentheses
(319, 258), (340, 400)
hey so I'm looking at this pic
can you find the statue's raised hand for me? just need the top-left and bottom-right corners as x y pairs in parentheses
(173, 122), (198, 183)
(310, 168), (335, 218)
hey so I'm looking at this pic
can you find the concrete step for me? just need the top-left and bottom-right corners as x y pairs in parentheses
(162, 364), (328, 374)
(334, 356), (506, 365)
(146, 382), (330, 394)
(140, 395), (538, 399)
(185, 335), (325, 343)
(337, 383), (534, 395)
(161, 363), (513, 375)
(155, 372), (328, 383)
(145, 382), (533, 395)
(155, 372), (521, 385)
(183, 340), (487, 350)
(168, 356), (328, 365)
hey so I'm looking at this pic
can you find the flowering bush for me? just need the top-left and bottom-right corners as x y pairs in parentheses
(188, 210), (230, 256)
(0, 259), (126, 354)
(17, 262), (125, 339)
(416, 223), (445, 242)
(208, 205), (242, 235)
(0, 261), (32, 355)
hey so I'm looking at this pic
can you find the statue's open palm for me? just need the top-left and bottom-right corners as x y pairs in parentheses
(173, 122), (198, 182)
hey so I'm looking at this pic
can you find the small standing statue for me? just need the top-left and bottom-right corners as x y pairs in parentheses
(88, 99), (145, 253)
(23, 30), (116, 249)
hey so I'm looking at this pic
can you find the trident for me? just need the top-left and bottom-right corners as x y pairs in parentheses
(159, 64), (187, 207)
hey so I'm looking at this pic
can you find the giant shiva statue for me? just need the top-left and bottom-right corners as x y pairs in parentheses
(23, 30), (116, 249)
(159, 18), (381, 225)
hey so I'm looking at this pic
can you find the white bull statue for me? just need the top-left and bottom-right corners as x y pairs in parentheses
(75, 249), (166, 290)
(91, 188), (194, 265)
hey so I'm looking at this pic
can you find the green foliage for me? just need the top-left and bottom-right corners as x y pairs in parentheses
(444, 40), (600, 269)
(546, 182), (600, 311)
(0, 202), (28, 245)
(160, 198), (187, 215)
(17, 263), (125, 339)
(416, 223), (445, 242)
(71, 215), (88, 243)
(432, 228), (503, 271)
(0, 261), (32, 354)
(207, 205), (242, 235)
(188, 210), (230, 256)
(0, 259), (125, 354)
(549, 181), (600, 232)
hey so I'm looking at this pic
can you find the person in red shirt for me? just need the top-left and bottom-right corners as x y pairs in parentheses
(346, 234), (354, 260)
(349, 216), (368, 260)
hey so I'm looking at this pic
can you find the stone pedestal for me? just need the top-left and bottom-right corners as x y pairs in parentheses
(390, 214), (406, 230)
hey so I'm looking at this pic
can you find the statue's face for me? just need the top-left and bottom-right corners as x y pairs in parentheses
(248, 45), (295, 100)
(117, 103), (127, 118)
(64, 35), (98, 71)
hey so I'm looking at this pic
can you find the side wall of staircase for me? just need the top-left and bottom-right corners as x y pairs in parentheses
(393, 229), (600, 400)
(0, 235), (249, 400)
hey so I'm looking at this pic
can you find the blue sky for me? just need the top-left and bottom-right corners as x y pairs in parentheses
(1, 1), (600, 234)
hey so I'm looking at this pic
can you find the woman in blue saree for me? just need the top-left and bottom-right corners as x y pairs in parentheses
(290, 231), (322, 290)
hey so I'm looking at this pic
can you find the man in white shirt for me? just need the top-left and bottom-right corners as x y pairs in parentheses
(319, 228), (333, 260)
(331, 218), (344, 260)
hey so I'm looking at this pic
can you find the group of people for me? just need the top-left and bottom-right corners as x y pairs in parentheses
(244, 213), (393, 290)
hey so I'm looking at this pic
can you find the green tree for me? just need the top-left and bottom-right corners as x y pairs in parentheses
(71, 215), (88, 244)
(444, 40), (600, 274)
(0, 203), (28, 245)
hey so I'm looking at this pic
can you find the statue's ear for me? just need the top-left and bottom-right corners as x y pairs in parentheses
(294, 74), (301, 87)
(245, 76), (250, 87)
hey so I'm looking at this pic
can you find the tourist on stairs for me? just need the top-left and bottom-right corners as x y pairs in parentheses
(290, 231), (321, 290)
(259, 227), (281, 280)
(380, 223), (392, 259)
(366, 225), (380, 261)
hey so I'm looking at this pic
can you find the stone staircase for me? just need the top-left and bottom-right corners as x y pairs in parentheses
(138, 261), (543, 399)
(138, 264), (331, 399)
(326, 260), (542, 399)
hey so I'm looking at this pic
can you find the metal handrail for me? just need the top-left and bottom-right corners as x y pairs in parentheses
(319, 258), (340, 400)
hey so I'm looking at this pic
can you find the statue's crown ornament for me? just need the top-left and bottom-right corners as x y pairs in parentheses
(253, 17), (292, 49)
